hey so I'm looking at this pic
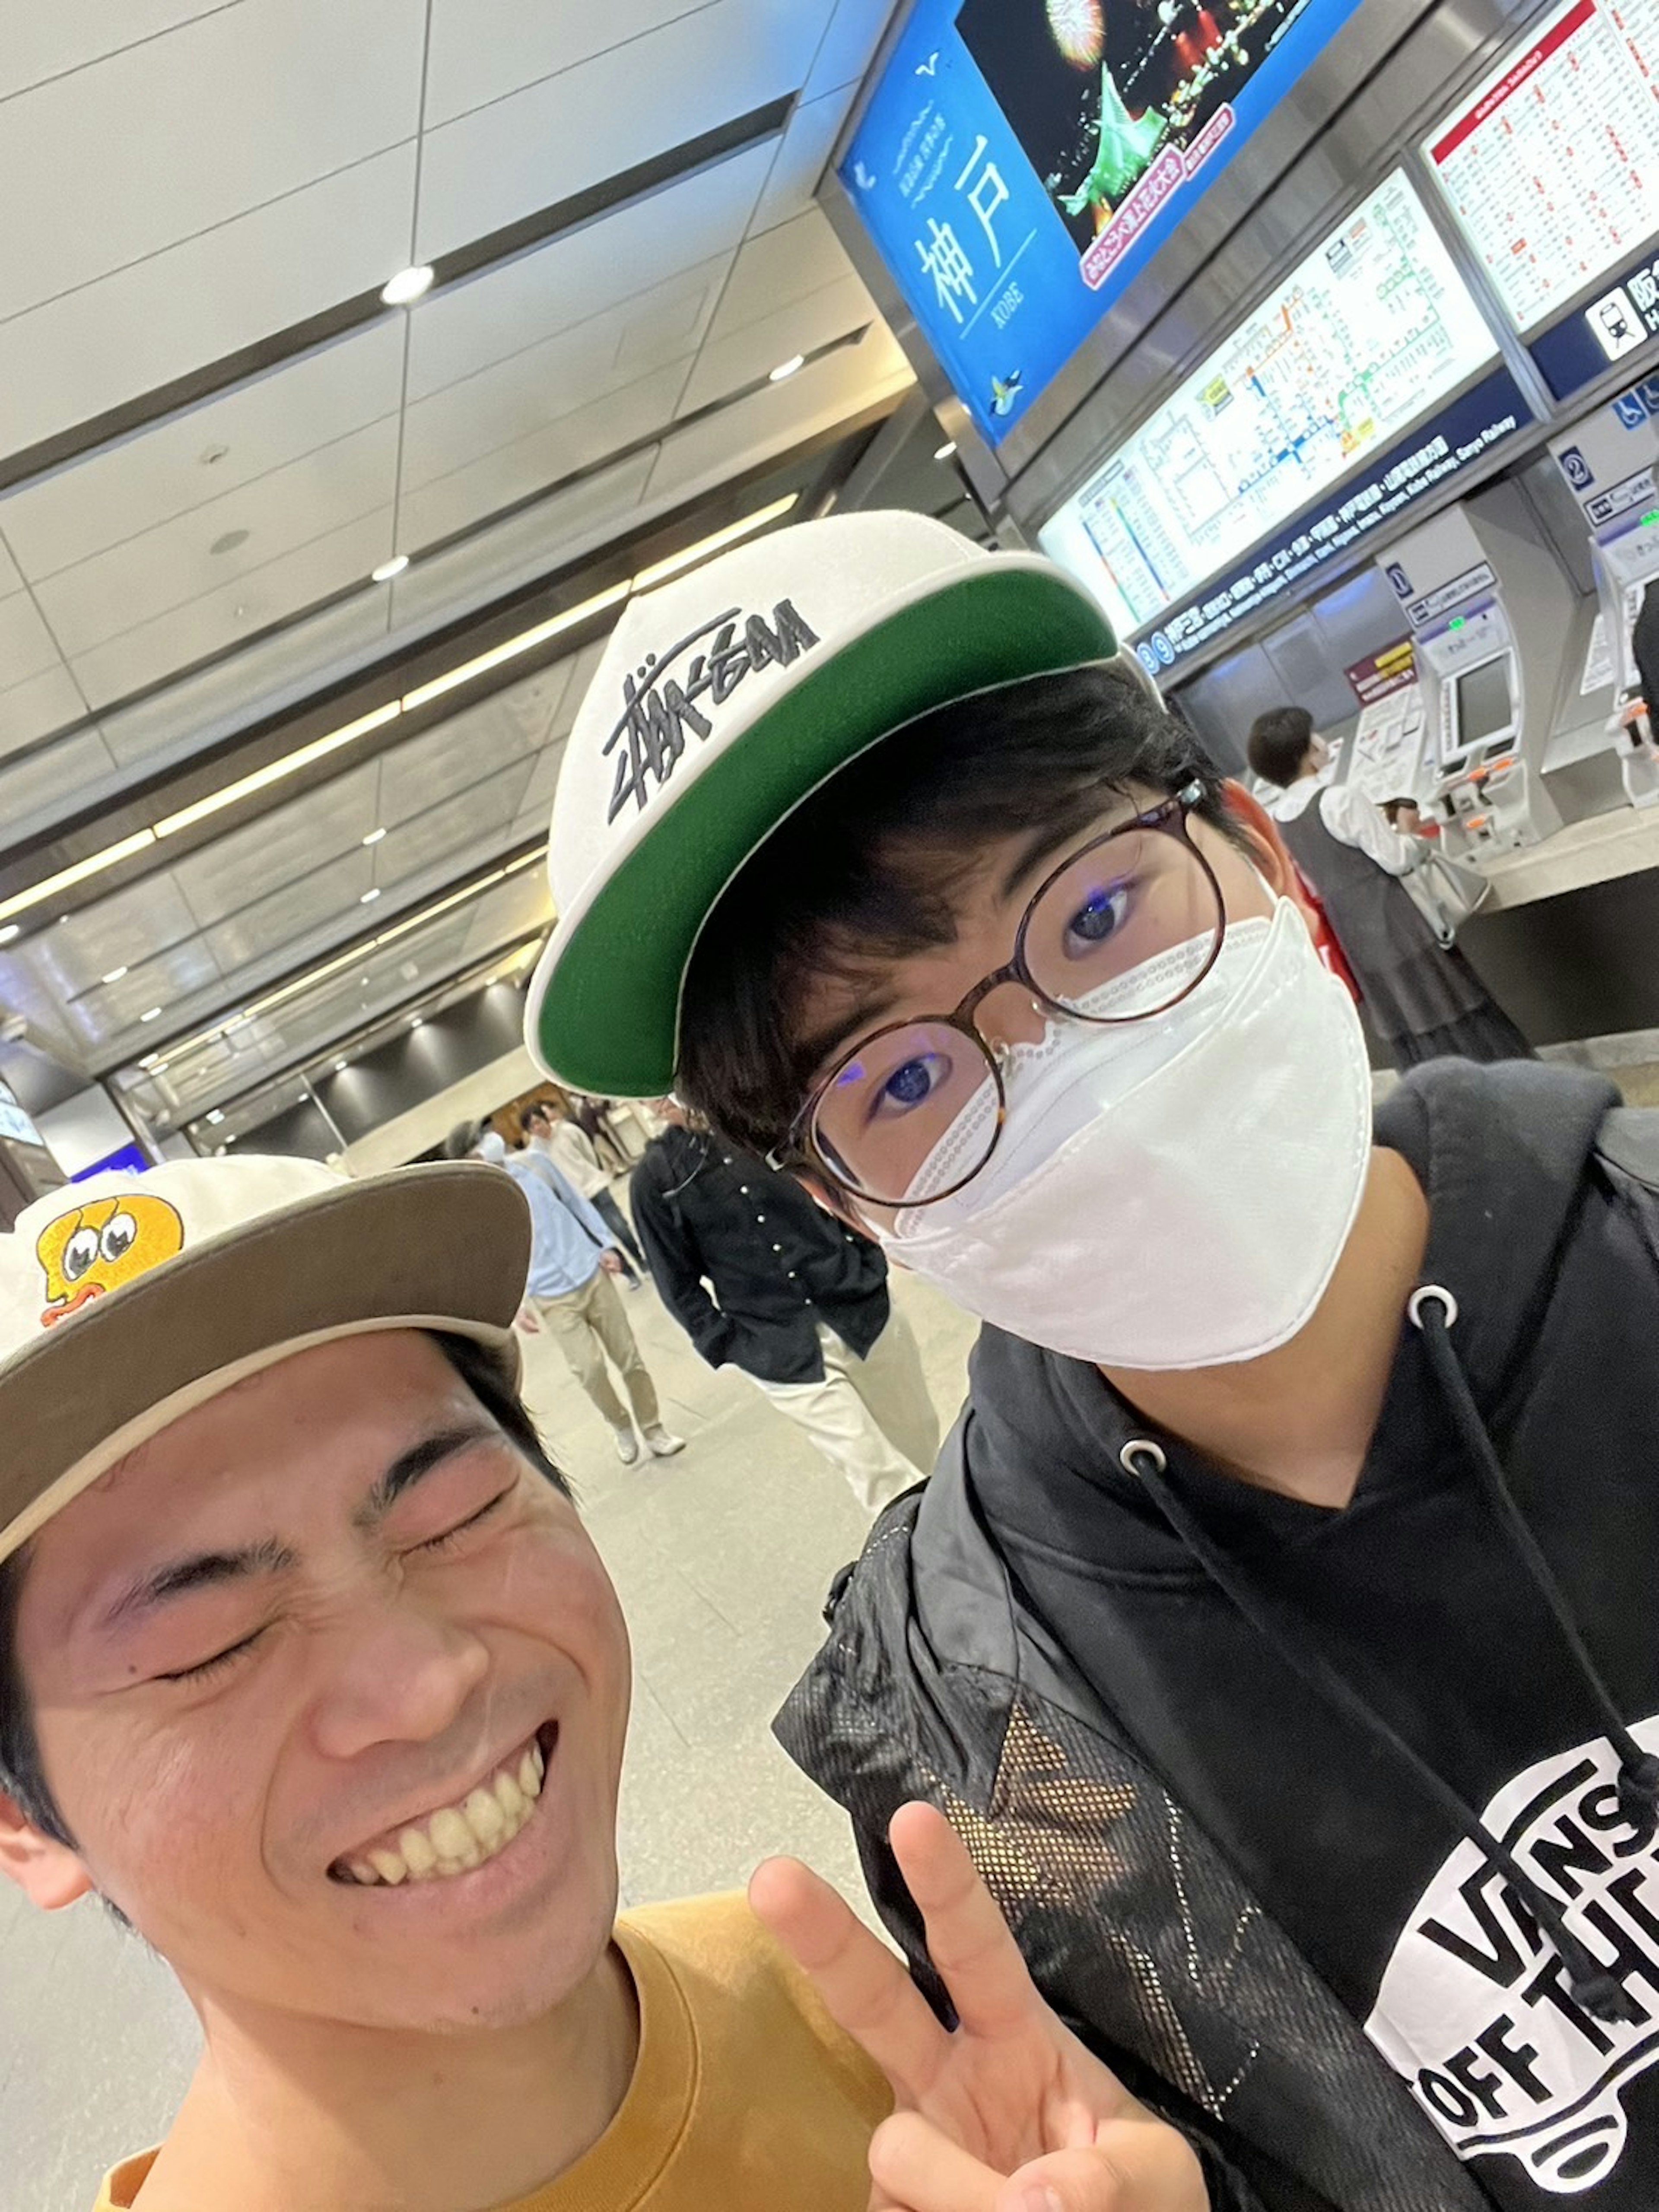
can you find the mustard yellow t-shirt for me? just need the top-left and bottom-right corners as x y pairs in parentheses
(95, 1894), (890, 2211)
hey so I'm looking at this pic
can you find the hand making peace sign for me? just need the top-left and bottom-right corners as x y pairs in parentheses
(750, 1802), (1210, 2212)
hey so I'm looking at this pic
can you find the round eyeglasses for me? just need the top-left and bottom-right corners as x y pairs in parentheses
(777, 781), (1227, 1209)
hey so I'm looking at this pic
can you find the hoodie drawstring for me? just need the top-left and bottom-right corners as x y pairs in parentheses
(1120, 1285), (1658, 2028)
(1409, 1285), (1659, 1848)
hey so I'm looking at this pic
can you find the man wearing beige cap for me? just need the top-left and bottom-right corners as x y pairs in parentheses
(0, 1155), (1205, 2212)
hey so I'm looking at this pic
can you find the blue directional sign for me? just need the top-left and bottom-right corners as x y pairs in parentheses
(841, 0), (1355, 444)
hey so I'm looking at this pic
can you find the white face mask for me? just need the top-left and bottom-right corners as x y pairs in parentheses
(476, 1130), (509, 1166)
(874, 898), (1373, 1370)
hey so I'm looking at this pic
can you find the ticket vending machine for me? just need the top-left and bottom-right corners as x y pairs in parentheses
(1547, 401), (1659, 809)
(1344, 642), (1433, 812)
(1376, 483), (1572, 861)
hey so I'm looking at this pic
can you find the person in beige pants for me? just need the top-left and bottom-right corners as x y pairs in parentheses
(746, 1305), (939, 1514)
(445, 1122), (684, 1466)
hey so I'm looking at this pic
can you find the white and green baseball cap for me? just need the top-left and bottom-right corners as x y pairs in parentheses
(524, 511), (1117, 1098)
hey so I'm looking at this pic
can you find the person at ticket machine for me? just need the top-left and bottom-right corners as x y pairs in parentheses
(1247, 703), (1532, 1072)
(1617, 579), (1659, 766)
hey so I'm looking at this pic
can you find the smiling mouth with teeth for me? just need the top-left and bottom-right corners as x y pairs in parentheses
(333, 1726), (554, 1888)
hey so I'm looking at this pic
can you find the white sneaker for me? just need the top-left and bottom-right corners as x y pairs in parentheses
(613, 1428), (641, 1465)
(645, 1427), (685, 1458)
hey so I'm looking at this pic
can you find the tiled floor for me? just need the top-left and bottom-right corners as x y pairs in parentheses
(0, 1268), (979, 2212)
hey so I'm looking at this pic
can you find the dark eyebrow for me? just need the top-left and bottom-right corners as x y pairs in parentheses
(93, 1427), (502, 1635)
(998, 821), (1086, 901)
(353, 1423), (500, 1528)
(795, 991), (901, 1094)
(100, 1536), (297, 1634)
(997, 797), (1142, 901)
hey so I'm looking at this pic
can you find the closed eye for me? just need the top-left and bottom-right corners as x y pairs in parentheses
(157, 1627), (266, 1685)
(414, 1488), (514, 1556)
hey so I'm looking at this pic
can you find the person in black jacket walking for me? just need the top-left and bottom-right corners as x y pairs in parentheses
(527, 513), (1659, 2210)
(631, 1101), (940, 1512)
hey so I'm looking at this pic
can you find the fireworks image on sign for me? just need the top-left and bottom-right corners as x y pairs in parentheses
(1046, 0), (1105, 67)
(959, 0), (1306, 254)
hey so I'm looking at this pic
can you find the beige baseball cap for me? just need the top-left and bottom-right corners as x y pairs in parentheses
(0, 1154), (530, 1568)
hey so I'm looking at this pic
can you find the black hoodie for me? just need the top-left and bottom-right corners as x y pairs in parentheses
(777, 1061), (1659, 2209)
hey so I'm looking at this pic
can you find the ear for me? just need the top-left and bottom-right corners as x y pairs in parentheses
(0, 1787), (94, 1912)
(1217, 781), (1319, 934)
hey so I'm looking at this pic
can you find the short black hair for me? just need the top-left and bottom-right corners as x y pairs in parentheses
(676, 660), (1239, 1158)
(518, 1104), (551, 1138)
(0, 1331), (569, 1852)
(1246, 705), (1316, 789)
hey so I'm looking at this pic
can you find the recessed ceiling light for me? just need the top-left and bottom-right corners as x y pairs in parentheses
(0, 924), (19, 947)
(380, 264), (434, 307)
(101, 965), (129, 984)
(934, 441), (957, 460)
(206, 1109), (225, 1126)
(360, 886), (381, 904)
(768, 354), (806, 383)
(371, 554), (409, 584)
(334, 1059), (349, 1073)
(410, 1016), (424, 1029)
(362, 826), (387, 845)
(139, 1006), (163, 1023)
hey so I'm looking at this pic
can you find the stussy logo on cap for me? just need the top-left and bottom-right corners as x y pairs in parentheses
(605, 600), (819, 822)
(36, 1193), (185, 1328)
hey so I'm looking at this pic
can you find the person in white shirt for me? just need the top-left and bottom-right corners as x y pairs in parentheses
(520, 1102), (646, 1287)
(1248, 703), (1532, 1071)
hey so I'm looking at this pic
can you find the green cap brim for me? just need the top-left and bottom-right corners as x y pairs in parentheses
(532, 564), (1116, 1096)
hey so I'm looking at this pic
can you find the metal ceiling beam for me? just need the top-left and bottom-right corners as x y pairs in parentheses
(176, 930), (547, 1141)
(0, 396), (896, 919)
(0, 98), (794, 499)
(84, 829), (548, 1082)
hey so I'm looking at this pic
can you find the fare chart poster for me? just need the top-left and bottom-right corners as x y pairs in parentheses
(841, 0), (1357, 445)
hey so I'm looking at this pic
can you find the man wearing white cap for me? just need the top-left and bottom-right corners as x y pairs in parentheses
(527, 510), (1659, 2209)
(0, 1154), (1211, 2212)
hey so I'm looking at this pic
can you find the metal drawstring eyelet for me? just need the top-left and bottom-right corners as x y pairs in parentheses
(1407, 1284), (1459, 1331)
(1119, 1440), (1167, 1479)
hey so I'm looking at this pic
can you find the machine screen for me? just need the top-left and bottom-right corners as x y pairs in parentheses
(1424, 0), (1659, 334)
(1452, 658), (1514, 757)
(1037, 171), (1497, 638)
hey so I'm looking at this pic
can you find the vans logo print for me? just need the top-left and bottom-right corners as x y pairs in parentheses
(604, 599), (820, 823)
(1365, 1721), (1659, 2193)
